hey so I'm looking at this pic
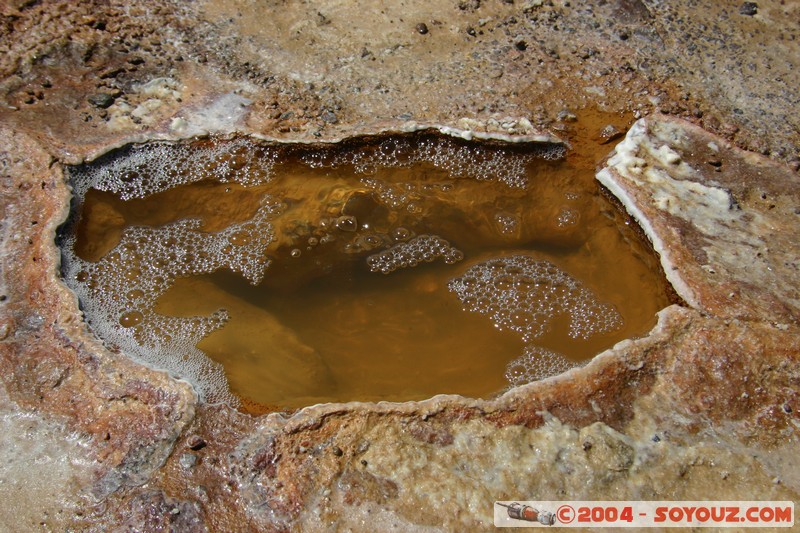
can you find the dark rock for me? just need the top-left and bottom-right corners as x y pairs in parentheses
(187, 436), (206, 450)
(321, 110), (338, 123)
(416, 23), (429, 34)
(613, 0), (653, 22)
(739, 2), (758, 15)
(87, 93), (115, 108)
(98, 67), (124, 79)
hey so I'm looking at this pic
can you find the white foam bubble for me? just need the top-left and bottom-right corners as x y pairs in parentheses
(300, 136), (565, 188)
(505, 345), (579, 386)
(448, 255), (623, 342)
(366, 234), (464, 274)
(70, 137), (279, 201)
(62, 193), (278, 405)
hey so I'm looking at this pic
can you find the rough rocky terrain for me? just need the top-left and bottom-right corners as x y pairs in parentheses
(0, 0), (798, 530)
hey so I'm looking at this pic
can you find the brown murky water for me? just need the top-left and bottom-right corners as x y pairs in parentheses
(62, 112), (671, 412)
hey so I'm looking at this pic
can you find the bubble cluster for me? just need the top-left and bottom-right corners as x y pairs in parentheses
(301, 135), (565, 189)
(366, 235), (464, 274)
(494, 212), (519, 235)
(69, 137), (279, 200)
(361, 178), (418, 210)
(556, 207), (579, 227)
(414, 138), (530, 188)
(448, 255), (623, 342)
(505, 345), (579, 386)
(61, 196), (279, 405)
(302, 137), (415, 172)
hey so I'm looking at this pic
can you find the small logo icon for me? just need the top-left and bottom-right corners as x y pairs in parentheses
(556, 504), (575, 524)
(496, 502), (556, 525)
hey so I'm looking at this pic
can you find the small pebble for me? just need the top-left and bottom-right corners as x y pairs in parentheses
(320, 110), (338, 124)
(415, 22), (429, 34)
(598, 124), (623, 144)
(187, 435), (207, 450)
(739, 2), (758, 16)
(557, 109), (577, 122)
(488, 67), (504, 79)
(87, 93), (115, 108)
(179, 453), (197, 469)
